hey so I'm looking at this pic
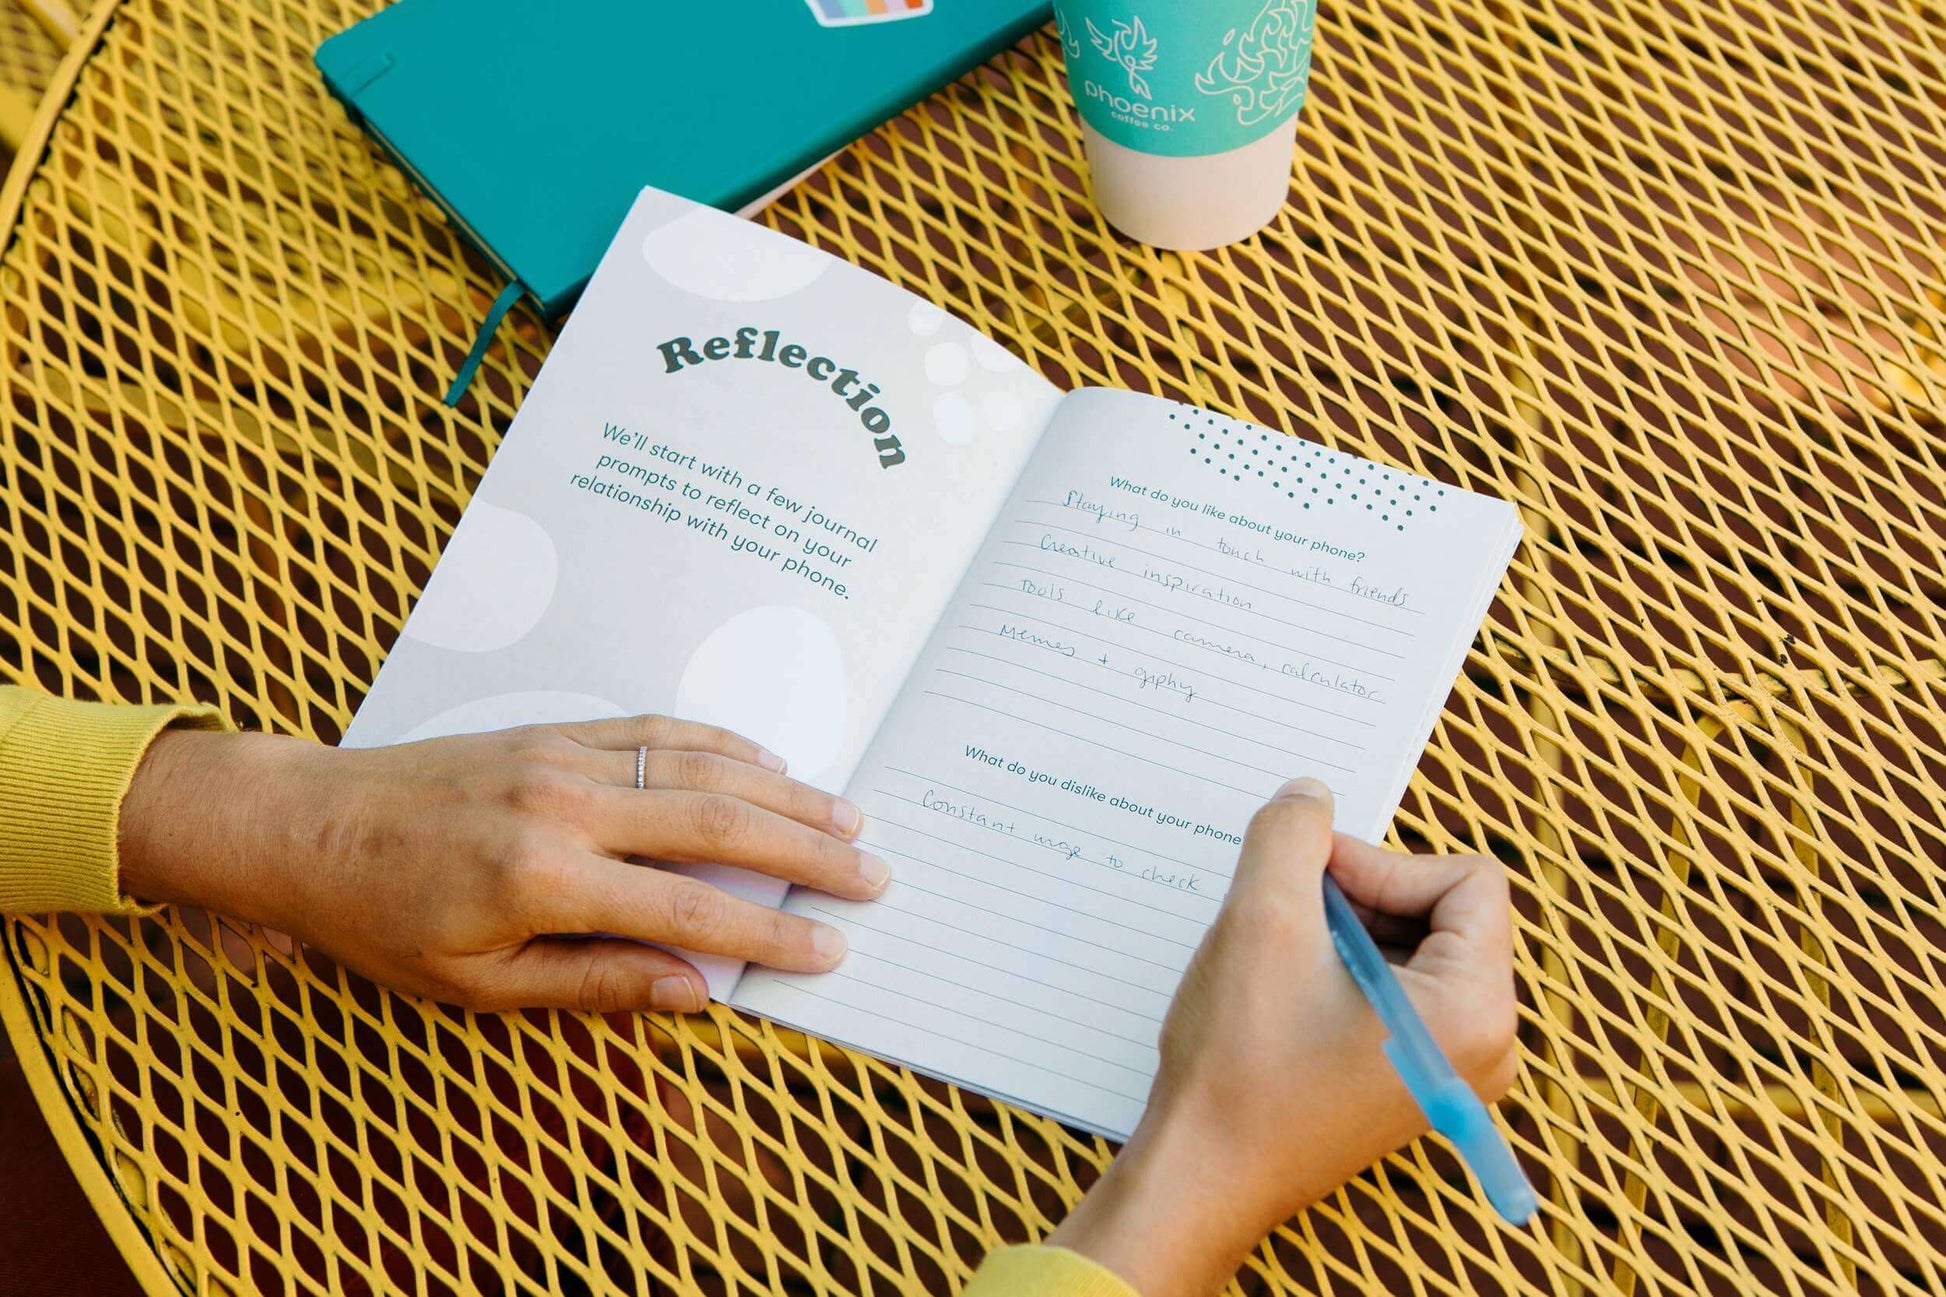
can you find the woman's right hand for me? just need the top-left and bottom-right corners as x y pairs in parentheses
(117, 714), (887, 1015)
(1049, 778), (1521, 1296)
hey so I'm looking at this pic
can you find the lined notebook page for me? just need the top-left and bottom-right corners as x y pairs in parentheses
(732, 389), (1523, 1138)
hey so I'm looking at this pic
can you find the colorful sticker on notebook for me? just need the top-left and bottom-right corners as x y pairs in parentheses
(804, 0), (933, 26)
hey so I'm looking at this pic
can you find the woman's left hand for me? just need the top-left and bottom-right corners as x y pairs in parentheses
(118, 714), (887, 1014)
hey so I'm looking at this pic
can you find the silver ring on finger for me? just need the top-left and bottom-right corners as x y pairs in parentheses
(634, 745), (649, 790)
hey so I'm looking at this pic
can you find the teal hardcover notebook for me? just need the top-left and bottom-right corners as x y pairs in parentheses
(316, 0), (1050, 321)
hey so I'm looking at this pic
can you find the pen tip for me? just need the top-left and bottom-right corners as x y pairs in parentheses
(1495, 1183), (1540, 1227)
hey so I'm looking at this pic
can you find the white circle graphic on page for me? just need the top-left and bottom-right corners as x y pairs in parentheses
(395, 691), (627, 744)
(972, 336), (1019, 372)
(981, 390), (1025, 434)
(675, 606), (848, 784)
(925, 342), (970, 385)
(399, 502), (558, 653)
(641, 211), (828, 301)
(908, 301), (948, 336)
(932, 391), (978, 445)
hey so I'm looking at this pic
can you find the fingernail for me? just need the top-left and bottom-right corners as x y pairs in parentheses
(652, 976), (703, 1013)
(858, 852), (891, 893)
(831, 799), (865, 838)
(811, 924), (848, 967)
(1278, 776), (1331, 800)
(757, 748), (788, 774)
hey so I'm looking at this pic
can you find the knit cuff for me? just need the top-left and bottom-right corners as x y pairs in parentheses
(961, 1246), (1142, 1297)
(0, 694), (231, 915)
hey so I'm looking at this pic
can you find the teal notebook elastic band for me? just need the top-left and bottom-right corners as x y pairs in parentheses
(443, 278), (528, 407)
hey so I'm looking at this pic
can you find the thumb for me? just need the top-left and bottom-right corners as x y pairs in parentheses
(1227, 778), (1336, 908)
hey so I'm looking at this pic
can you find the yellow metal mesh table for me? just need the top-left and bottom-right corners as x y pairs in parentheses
(0, 0), (71, 151)
(4, 1), (1944, 1293)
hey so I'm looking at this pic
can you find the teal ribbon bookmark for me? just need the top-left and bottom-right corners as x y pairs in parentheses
(443, 278), (528, 407)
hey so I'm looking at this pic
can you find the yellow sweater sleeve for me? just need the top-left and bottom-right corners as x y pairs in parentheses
(0, 685), (231, 915)
(963, 1246), (1140, 1297)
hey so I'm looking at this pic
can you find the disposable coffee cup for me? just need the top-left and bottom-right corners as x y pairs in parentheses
(1052, 0), (1317, 250)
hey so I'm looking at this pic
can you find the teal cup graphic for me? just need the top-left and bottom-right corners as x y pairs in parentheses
(1052, 0), (1316, 248)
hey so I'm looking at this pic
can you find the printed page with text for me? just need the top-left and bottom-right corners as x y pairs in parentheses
(732, 388), (1524, 1137)
(343, 188), (1062, 995)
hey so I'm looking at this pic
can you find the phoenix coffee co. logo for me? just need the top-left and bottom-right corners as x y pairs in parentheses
(1087, 16), (1159, 99)
(1077, 15), (1195, 126)
(803, 0), (931, 27)
(1070, 0), (1314, 135)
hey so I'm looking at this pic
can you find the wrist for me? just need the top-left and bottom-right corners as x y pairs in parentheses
(1049, 1108), (1284, 1297)
(118, 729), (336, 927)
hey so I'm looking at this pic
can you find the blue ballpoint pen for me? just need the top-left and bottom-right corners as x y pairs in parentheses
(1321, 872), (1539, 1226)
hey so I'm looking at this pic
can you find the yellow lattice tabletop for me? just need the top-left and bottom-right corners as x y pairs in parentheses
(4, 1), (1945, 1293)
(0, 0), (71, 150)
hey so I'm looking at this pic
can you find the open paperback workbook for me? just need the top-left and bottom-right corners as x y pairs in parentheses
(347, 187), (1524, 1140)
